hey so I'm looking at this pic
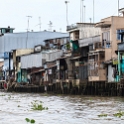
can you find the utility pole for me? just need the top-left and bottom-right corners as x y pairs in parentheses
(84, 6), (86, 23)
(65, 1), (69, 26)
(118, 0), (119, 16)
(48, 21), (53, 31)
(26, 16), (32, 32)
(26, 16), (32, 48)
(93, 0), (94, 23)
(89, 18), (92, 23)
(80, 0), (82, 22)
(39, 17), (41, 31)
(35, 17), (42, 31)
(82, 0), (84, 23)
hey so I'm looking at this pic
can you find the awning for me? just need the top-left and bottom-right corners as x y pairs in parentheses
(89, 49), (105, 56)
(30, 69), (45, 75)
(95, 21), (111, 27)
(47, 64), (56, 69)
(70, 56), (82, 60)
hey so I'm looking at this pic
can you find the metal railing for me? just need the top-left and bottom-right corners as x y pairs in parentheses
(67, 24), (78, 31)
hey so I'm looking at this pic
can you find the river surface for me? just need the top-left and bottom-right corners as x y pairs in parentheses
(0, 92), (124, 124)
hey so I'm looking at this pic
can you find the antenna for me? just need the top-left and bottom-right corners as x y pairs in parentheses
(26, 16), (32, 32)
(60, 28), (62, 32)
(93, 0), (94, 23)
(35, 17), (42, 31)
(65, 1), (69, 26)
(39, 17), (41, 31)
(118, 0), (119, 16)
(26, 16), (32, 48)
(84, 6), (86, 23)
(80, 0), (82, 22)
(89, 18), (92, 23)
(48, 21), (53, 31)
(82, 0), (84, 23)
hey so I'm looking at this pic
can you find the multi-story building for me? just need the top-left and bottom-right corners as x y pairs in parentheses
(88, 9), (124, 83)
(66, 23), (101, 85)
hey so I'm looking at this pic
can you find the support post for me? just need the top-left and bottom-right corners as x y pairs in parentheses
(9, 52), (11, 77)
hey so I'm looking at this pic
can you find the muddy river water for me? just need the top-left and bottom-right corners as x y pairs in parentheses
(0, 92), (124, 124)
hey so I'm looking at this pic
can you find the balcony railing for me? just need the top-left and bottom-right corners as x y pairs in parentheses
(67, 24), (78, 31)
(88, 60), (105, 76)
(42, 50), (63, 62)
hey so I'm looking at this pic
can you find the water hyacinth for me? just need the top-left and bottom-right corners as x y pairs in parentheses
(31, 101), (48, 111)
(113, 111), (124, 118)
(25, 118), (35, 123)
(98, 114), (108, 117)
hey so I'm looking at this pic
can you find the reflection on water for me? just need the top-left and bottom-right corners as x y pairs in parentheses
(0, 92), (124, 124)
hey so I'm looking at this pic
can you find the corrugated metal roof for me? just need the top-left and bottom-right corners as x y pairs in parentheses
(21, 53), (42, 69)
(0, 31), (69, 57)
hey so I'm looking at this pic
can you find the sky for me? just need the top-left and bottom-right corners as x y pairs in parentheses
(0, 0), (124, 33)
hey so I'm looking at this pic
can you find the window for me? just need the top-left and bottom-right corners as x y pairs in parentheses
(102, 31), (110, 48)
(102, 31), (110, 42)
(116, 30), (124, 40)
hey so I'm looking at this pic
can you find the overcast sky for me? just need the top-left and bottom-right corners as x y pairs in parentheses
(0, 0), (123, 33)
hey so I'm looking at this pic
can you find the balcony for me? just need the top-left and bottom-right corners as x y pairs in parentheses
(88, 69), (106, 82)
(79, 35), (100, 48)
(88, 50), (106, 82)
(118, 42), (124, 51)
(67, 23), (95, 31)
(42, 50), (63, 62)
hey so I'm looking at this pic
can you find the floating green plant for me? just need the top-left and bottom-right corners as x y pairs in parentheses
(113, 111), (124, 118)
(31, 102), (48, 111)
(8, 95), (11, 99)
(98, 114), (108, 117)
(30, 119), (35, 123)
(25, 118), (35, 123)
(17, 105), (20, 107)
(25, 118), (30, 123)
(0, 94), (5, 96)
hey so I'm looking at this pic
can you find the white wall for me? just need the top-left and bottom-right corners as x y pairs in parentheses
(79, 27), (101, 39)
(3, 59), (13, 71)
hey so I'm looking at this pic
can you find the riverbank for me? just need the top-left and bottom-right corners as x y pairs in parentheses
(1, 81), (124, 97)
